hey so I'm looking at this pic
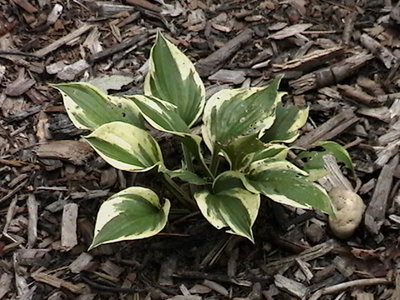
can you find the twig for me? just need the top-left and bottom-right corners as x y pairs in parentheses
(309, 278), (392, 300)
(80, 272), (145, 293)
(34, 24), (93, 57)
(0, 50), (40, 58)
(88, 33), (148, 63)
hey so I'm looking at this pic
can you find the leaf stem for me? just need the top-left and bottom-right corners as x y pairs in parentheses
(182, 144), (195, 173)
(161, 173), (195, 208)
(210, 145), (221, 176)
(182, 144), (195, 196)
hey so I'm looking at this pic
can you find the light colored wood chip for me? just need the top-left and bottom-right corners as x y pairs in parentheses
(57, 59), (90, 80)
(268, 23), (312, 40)
(0, 273), (12, 299)
(61, 203), (79, 250)
(202, 279), (229, 297)
(189, 284), (212, 294)
(27, 194), (38, 248)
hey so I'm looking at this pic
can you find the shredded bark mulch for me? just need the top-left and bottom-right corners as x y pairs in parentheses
(1, 0), (400, 299)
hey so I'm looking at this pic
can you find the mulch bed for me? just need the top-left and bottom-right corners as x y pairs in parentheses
(1, 0), (400, 299)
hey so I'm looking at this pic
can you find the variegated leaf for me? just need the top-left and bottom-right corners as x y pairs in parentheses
(53, 82), (143, 130)
(144, 32), (205, 127)
(85, 122), (163, 172)
(90, 187), (170, 249)
(202, 77), (283, 150)
(261, 104), (309, 143)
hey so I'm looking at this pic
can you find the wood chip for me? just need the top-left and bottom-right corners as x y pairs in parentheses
(12, 0), (38, 13)
(360, 33), (397, 69)
(61, 203), (79, 251)
(34, 140), (93, 165)
(196, 28), (254, 77)
(274, 274), (308, 298)
(208, 69), (247, 84)
(101, 260), (124, 278)
(189, 284), (212, 294)
(34, 24), (93, 57)
(31, 272), (89, 294)
(295, 109), (359, 149)
(290, 52), (374, 94)
(5, 69), (35, 97)
(0, 273), (12, 299)
(202, 279), (229, 297)
(268, 23), (312, 40)
(365, 155), (399, 234)
(262, 240), (336, 275)
(56, 59), (89, 80)
(69, 252), (93, 273)
(26, 194), (38, 248)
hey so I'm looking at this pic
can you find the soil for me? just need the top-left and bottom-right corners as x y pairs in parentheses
(1, 0), (400, 299)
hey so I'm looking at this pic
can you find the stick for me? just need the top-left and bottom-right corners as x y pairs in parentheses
(34, 24), (93, 57)
(195, 28), (254, 77)
(88, 33), (148, 63)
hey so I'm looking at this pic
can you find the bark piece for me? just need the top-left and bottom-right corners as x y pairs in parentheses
(57, 59), (89, 80)
(69, 252), (93, 273)
(274, 274), (308, 298)
(5, 69), (35, 97)
(360, 33), (397, 69)
(262, 240), (335, 275)
(47, 4), (63, 25)
(202, 280), (229, 297)
(318, 154), (353, 192)
(268, 23), (312, 40)
(12, 0), (38, 13)
(27, 194), (38, 248)
(158, 255), (177, 286)
(31, 272), (89, 294)
(208, 69), (246, 84)
(88, 33), (148, 63)
(0, 273), (12, 299)
(295, 109), (359, 149)
(338, 84), (386, 107)
(392, 267), (400, 300)
(195, 28), (254, 77)
(86, 1), (134, 16)
(290, 52), (373, 94)
(34, 24), (93, 57)
(125, 0), (162, 13)
(101, 260), (124, 278)
(61, 203), (79, 250)
(365, 155), (399, 234)
(34, 140), (93, 165)
(272, 47), (343, 73)
(357, 106), (391, 123)
(342, 12), (357, 44)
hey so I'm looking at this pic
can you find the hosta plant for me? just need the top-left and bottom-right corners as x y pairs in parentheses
(53, 32), (351, 249)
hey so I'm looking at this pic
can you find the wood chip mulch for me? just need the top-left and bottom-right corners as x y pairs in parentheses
(1, 0), (400, 299)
